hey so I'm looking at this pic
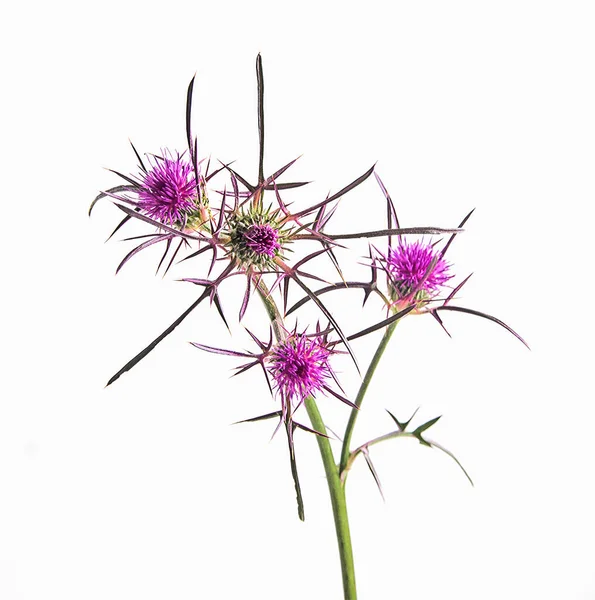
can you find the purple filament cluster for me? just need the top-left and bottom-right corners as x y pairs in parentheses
(386, 240), (451, 297)
(244, 223), (281, 257)
(138, 153), (197, 225)
(268, 335), (332, 402)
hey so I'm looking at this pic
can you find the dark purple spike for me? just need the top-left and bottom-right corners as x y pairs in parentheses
(113, 203), (203, 241)
(231, 360), (261, 377)
(239, 275), (252, 321)
(347, 304), (416, 342)
(226, 167), (255, 193)
(230, 172), (240, 209)
(294, 269), (330, 285)
(129, 140), (146, 173)
(440, 208), (475, 260)
(362, 449), (385, 501)
(156, 236), (173, 274)
(180, 277), (213, 286)
(244, 326), (268, 351)
(234, 411), (283, 425)
(322, 385), (359, 410)
(286, 282), (374, 316)
(89, 185), (138, 215)
(291, 194), (338, 220)
(264, 181), (310, 191)
(186, 75), (197, 167)
(204, 155), (212, 179)
(163, 238), (187, 277)
(325, 163), (376, 205)
(444, 273), (473, 305)
(314, 196), (339, 232)
(259, 362), (274, 396)
(121, 233), (163, 242)
(216, 188), (227, 231)
(106, 168), (141, 188)
(263, 157), (301, 187)
(256, 53), (265, 185)
(429, 309), (452, 338)
(105, 214), (133, 242)
(293, 421), (332, 439)
(206, 160), (235, 183)
(282, 276), (290, 315)
(289, 162), (376, 220)
(284, 419), (306, 521)
(435, 305), (530, 348)
(116, 235), (171, 274)
(290, 274), (359, 373)
(212, 292), (230, 331)
(374, 172), (400, 248)
(177, 245), (211, 264)
(99, 189), (139, 207)
(190, 341), (254, 358)
(293, 246), (333, 270)
(106, 289), (211, 386)
(327, 226), (462, 241)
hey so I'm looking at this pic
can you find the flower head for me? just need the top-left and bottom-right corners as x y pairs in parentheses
(137, 151), (198, 225)
(385, 240), (451, 302)
(225, 208), (290, 270)
(267, 332), (332, 404)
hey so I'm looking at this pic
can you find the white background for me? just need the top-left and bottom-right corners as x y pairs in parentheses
(1, 1), (594, 598)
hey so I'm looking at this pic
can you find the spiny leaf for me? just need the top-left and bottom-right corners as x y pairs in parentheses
(386, 408), (419, 432)
(412, 416), (442, 446)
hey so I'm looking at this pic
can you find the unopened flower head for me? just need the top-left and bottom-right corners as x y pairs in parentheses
(138, 151), (199, 226)
(226, 208), (290, 270)
(267, 332), (333, 404)
(386, 240), (451, 302)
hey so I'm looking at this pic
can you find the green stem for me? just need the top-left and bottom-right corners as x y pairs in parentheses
(255, 279), (357, 600)
(304, 396), (357, 600)
(339, 321), (398, 477)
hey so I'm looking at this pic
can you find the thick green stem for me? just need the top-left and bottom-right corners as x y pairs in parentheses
(339, 322), (398, 476)
(255, 279), (357, 600)
(304, 396), (357, 600)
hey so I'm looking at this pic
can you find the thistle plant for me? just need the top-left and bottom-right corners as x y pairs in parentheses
(91, 55), (528, 599)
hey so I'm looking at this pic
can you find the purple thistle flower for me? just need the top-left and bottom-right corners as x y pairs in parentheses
(244, 223), (281, 258)
(267, 333), (332, 404)
(385, 240), (451, 301)
(137, 151), (198, 225)
(225, 208), (289, 271)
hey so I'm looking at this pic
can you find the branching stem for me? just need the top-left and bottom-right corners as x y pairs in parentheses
(255, 280), (357, 600)
(339, 321), (398, 477)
